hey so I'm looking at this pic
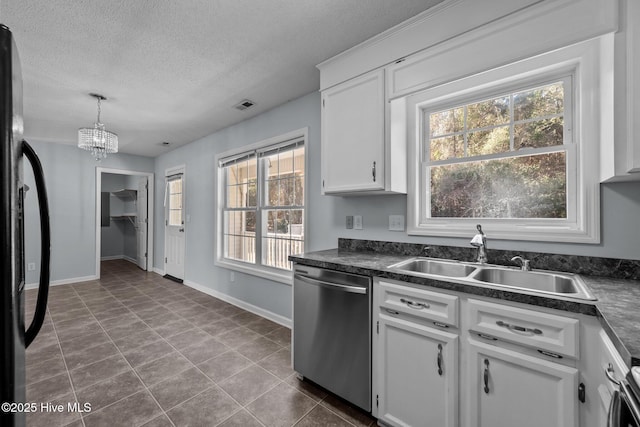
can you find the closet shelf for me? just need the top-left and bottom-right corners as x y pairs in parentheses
(111, 189), (137, 200)
(110, 214), (137, 228)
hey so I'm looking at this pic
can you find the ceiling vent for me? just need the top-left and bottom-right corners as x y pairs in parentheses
(234, 99), (256, 111)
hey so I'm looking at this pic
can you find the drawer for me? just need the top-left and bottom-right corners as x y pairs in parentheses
(467, 299), (579, 358)
(377, 280), (459, 327)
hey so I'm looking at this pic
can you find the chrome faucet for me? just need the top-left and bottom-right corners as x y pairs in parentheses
(511, 256), (531, 271)
(470, 224), (488, 264)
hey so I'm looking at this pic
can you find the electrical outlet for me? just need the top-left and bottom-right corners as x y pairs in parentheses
(388, 215), (405, 231)
(354, 215), (363, 230)
(27, 262), (36, 271)
(346, 215), (354, 229)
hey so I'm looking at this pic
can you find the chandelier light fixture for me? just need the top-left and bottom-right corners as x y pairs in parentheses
(77, 93), (118, 161)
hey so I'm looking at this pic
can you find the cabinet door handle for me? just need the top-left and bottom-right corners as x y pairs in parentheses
(483, 359), (490, 394)
(400, 298), (429, 310)
(605, 363), (621, 386)
(496, 320), (542, 335)
(372, 161), (376, 182)
(437, 344), (443, 376)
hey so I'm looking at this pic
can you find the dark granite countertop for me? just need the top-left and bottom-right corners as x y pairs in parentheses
(290, 248), (640, 368)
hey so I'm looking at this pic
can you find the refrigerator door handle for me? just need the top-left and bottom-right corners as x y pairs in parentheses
(22, 140), (51, 348)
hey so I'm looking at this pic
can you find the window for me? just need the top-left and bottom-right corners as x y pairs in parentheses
(427, 79), (571, 220)
(217, 130), (306, 281)
(405, 38), (608, 243)
(167, 175), (183, 226)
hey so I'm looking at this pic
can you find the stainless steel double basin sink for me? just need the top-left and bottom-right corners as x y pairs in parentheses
(387, 257), (596, 301)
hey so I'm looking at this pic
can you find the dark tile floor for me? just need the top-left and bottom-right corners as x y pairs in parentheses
(24, 260), (375, 427)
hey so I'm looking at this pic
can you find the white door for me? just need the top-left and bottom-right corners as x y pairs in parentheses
(377, 313), (458, 427)
(164, 173), (185, 280)
(136, 177), (148, 270)
(467, 340), (579, 427)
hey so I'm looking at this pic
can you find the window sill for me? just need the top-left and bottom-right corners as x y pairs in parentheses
(215, 259), (293, 286)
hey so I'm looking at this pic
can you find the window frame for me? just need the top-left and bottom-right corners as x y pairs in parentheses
(405, 37), (610, 243)
(215, 128), (308, 285)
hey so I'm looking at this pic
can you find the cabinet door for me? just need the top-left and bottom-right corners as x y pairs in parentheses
(467, 340), (578, 427)
(377, 313), (458, 427)
(321, 69), (385, 193)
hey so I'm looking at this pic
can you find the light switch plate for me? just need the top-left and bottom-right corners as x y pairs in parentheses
(389, 215), (405, 231)
(346, 215), (354, 229)
(354, 215), (363, 230)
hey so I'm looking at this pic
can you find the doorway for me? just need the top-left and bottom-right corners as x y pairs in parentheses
(95, 167), (154, 279)
(164, 166), (185, 281)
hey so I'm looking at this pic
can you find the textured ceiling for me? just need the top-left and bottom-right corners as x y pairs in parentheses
(0, 0), (443, 157)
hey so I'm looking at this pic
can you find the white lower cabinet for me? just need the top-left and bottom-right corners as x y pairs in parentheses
(373, 278), (590, 427)
(466, 339), (579, 427)
(376, 313), (458, 427)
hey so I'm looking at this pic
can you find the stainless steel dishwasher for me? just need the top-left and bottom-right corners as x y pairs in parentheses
(293, 265), (372, 412)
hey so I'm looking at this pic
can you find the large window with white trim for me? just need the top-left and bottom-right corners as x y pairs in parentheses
(405, 37), (608, 243)
(218, 133), (305, 277)
(426, 78), (571, 220)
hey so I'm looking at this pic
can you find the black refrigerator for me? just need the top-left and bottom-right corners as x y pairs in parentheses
(1, 24), (51, 427)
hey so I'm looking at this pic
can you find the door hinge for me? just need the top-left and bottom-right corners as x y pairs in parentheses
(322, 99), (325, 108)
(322, 179), (324, 188)
(165, 257), (167, 264)
(376, 395), (379, 407)
(578, 383), (585, 403)
(376, 321), (379, 334)
(144, 252), (147, 258)
(165, 219), (168, 226)
(145, 183), (148, 190)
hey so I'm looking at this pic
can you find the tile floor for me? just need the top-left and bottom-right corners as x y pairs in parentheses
(24, 260), (376, 427)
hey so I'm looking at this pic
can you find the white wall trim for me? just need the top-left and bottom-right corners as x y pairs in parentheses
(26, 274), (98, 290)
(153, 267), (165, 276)
(96, 167), (155, 279)
(101, 256), (138, 266)
(184, 279), (292, 329)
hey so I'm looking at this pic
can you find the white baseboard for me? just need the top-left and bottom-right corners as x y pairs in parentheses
(123, 255), (137, 264)
(25, 274), (98, 290)
(183, 279), (292, 329)
(101, 255), (137, 265)
(153, 267), (165, 276)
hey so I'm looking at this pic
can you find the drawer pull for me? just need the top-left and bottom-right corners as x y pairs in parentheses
(483, 359), (490, 394)
(477, 333), (498, 341)
(400, 298), (429, 310)
(385, 308), (400, 315)
(496, 320), (542, 335)
(437, 344), (443, 376)
(538, 349), (563, 359)
(433, 321), (449, 329)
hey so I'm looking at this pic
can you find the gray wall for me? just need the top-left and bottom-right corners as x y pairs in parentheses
(23, 141), (154, 285)
(152, 90), (640, 321)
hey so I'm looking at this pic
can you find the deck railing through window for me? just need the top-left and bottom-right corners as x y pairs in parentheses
(227, 231), (303, 270)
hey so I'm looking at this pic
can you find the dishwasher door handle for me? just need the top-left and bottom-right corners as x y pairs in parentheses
(295, 274), (368, 294)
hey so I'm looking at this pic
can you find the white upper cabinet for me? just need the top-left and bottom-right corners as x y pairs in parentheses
(602, 0), (640, 181)
(321, 69), (386, 194)
(320, 68), (407, 195)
